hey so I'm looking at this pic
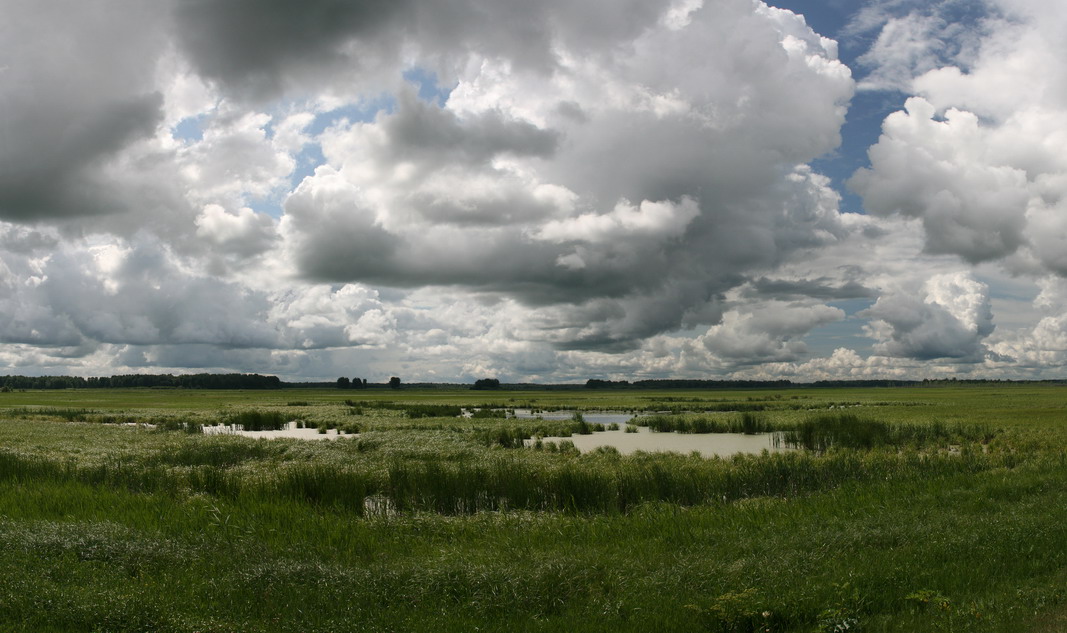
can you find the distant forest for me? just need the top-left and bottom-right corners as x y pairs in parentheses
(0, 373), (282, 390)
(0, 373), (1063, 391)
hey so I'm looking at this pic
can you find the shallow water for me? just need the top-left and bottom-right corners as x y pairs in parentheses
(203, 422), (350, 441)
(511, 409), (636, 425)
(527, 427), (788, 457)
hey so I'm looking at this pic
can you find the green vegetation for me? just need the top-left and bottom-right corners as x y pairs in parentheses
(0, 384), (1065, 631)
(644, 411), (777, 434)
(224, 410), (289, 431)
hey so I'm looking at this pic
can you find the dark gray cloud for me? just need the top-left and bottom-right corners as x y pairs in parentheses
(0, 94), (164, 222)
(380, 90), (560, 165)
(171, 0), (672, 100)
(0, 1), (167, 222)
(173, 0), (413, 99)
(747, 277), (876, 300)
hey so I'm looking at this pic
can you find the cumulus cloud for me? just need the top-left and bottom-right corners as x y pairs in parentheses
(700, 303), (845, 363)
(852, 0), (1067, 278)
(6, 0), (1066, 382)
(195, 205), (275, 253)
(861, 272), (994, 360)
(850, 98), (1029, 263)
(280, 0), (853, 348)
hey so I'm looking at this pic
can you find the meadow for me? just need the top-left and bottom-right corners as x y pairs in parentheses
(0, 383), (1066, 632)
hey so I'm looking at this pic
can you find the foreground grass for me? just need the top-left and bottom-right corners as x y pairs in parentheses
(0, 384), (1066, 631)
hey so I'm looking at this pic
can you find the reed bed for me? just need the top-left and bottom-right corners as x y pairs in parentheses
(774, 413), (993, 451)
(0, 434), (1011, 517)
(643, 412), (775, 434)
(477, 413), (607, 448)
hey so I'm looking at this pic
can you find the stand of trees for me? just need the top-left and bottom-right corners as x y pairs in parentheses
(0, 373), (282, 390)
(336, 378), (368, 389)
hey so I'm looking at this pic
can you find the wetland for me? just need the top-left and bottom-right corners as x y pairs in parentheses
(0, 383), (1065, 632)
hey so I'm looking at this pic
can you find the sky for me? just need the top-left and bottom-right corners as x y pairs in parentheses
(2, 0), (1067, 383)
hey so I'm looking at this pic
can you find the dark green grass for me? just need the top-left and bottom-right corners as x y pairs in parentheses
(1, 459), (1066, 632)
(644, 412), (776, 434)
(224, 410), (289, 431)
(775, 413), (993, 451)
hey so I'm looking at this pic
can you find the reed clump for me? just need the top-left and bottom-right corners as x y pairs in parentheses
(223, 411), (288, 431)
(775, 413), (990, 451)
(644, 412), (775, 434)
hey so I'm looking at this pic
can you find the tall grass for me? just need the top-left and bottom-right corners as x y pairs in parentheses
(223, 410), (288, 431)
(0, 427), (1009, 517)
(775, 413), (991, 451)
(644, 412), (774, 434)
(343, 400), (463, 418)
(404, 404), (464, 418)
(3, 407), (97, 421)
(477, 414), (606, 448)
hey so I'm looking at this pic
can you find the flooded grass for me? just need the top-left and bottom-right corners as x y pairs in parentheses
(530, 427), (786, 457)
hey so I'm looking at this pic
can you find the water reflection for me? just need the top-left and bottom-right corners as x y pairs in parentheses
(510, 409), (636, 425)
(203, 422), (348, 441)
(527, 426), (788, 457)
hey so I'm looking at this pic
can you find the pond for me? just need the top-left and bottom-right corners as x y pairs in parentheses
(203, 422), (351, 441)
(527, 426), (789, 457)
(510, 409), (637, 425)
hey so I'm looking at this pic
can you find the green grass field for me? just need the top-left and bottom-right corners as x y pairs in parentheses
(1, 384), (1066, 632)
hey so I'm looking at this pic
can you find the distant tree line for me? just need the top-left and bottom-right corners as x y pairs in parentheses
(1, 373), (1060, 393)
(584, 378), (1067, 389)
(0, 373), (282, 390)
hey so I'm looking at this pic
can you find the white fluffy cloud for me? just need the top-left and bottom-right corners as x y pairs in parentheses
(862, 272), (994, 360)
(852, 1), (1067, 276)
(850, 97), (1030, 263)
(700, 303), (845, 363)
(280, 0), (853, 348)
